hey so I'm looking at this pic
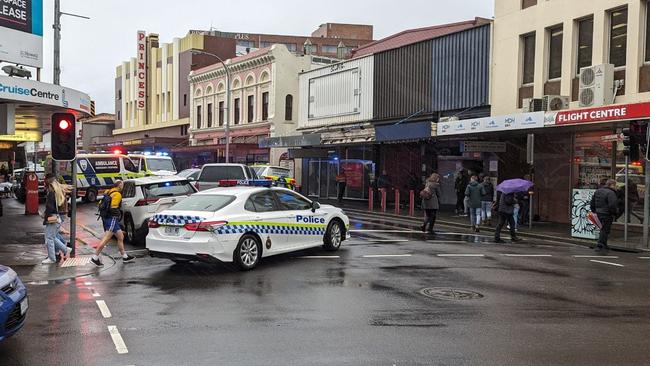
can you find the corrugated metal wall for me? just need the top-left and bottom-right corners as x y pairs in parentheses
(431, 24), (490, 112)
(373, 41), (433, 121)
(298, 55), (374, 129)
(373, 24), (491, 121)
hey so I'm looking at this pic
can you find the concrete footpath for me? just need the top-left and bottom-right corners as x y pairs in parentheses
(326, 198), (649, 252)
(0, 198), (115, 283)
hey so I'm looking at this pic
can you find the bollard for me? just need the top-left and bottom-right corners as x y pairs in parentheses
(380, 188), (387, 212)
(409, 190), (415, 216)
(394, 189), (400, 215)
(368, 187), (374, 211)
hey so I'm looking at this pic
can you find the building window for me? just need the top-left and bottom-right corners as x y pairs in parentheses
(207, 103), (213, 128)
(522, 33), (536, 85)
(548, 25), (563, 80)
(577, 17), (594, 74)
(218, 101), (224, 126)
(237, 40), (255, 48)
(247, 95), (254, 123)
(117, 111), (121, 121)
(645, 4), (650, 62)
(609, 7), (628, 67)
(234, 98), (240, 125)
(260, 41), (274, 48)
(180, 125), (188, 136)
(196, 105), (202, 129)
(183, 94), (187, 106)
(285, 94), (293, 121)
(322, 45), (338, 53)
(282, 43), (297, 52)
(521, 0), (537, 10)
(117, 90), (122, 100)
(262, 92), (269, 120)
(304, 44), (318, 54)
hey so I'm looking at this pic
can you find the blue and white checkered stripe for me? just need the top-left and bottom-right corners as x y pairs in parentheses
(216, 224), (325, 236)
(151, 214), (205, 226)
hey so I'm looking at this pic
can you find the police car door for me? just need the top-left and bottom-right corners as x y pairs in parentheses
(273, 190), (325, 248)
(244, 191), (288, 254)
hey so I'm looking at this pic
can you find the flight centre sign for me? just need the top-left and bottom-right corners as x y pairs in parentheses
(0, 0), (43, 68)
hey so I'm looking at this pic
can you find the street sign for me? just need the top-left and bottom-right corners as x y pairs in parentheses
(602, 133), (623, 142)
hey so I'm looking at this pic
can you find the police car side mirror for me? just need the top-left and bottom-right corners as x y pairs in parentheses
(311, 201), (320, 212)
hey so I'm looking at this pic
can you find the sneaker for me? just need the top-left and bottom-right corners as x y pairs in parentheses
(91, 257), (104, 267)
(122, 255), (135, 263)
(41, 258), (56, 264)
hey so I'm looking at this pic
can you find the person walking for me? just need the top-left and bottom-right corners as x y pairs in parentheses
(91, 180), (134, 266)
(590, 179), (619, 252)
(420, 173), (442, 233)
(454, 170), (469, 215)
(494, 191), (521, 243)
(42, 179), (71, 264)
(465, 175), (486, 232)
(335, 170), (347, 203)
(480, 176), (495, 226)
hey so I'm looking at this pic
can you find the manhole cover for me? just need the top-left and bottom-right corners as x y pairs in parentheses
(419, 287), (484, 301)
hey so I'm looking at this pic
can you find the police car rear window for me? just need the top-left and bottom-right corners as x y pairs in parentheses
(200, 166), (246, 181)
(169, 195), (235, 212)
(143, 180), (195, 198)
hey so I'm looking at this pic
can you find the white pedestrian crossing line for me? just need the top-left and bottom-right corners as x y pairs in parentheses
(96, 300), (112, 318)
(639, 257), (650, 259)
(107, 325), (129, 354)
(350, 229), (420, 233)
(363, 254), (412, 258)
(365, 239), (410, 242)
(503, 254), (553, 257)
(573, 255), (619, 259)
(297, 256), (341, 259)
(590, 260), (624, 267)
(437, 254), (485, 257)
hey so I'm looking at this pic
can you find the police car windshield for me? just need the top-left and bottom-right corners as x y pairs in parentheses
(168, 195), (235, 212)
(147, 158), (176, 172)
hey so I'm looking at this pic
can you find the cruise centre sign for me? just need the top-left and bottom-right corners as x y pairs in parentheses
(0, 0), (43, 68)
(437, 112), (545, 136)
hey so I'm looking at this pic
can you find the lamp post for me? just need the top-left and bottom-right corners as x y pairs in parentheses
(192, 50), (232, 163)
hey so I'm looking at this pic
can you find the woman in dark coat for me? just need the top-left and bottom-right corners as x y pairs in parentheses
(421, 173), (442, 233)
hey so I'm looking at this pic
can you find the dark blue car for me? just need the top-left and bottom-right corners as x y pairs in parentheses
(0, 264), (28, 341)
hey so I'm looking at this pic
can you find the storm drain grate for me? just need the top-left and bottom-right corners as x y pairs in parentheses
(419, 287), (484, 301)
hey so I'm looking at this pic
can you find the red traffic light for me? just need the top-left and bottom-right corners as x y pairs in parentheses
(58, 119), (72, 131)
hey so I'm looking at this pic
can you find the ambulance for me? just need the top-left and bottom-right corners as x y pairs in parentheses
(73, 153), (143, 202)
(129, 153), (177, 176)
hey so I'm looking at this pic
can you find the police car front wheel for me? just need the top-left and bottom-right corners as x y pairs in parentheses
(235, 234), (262, 271)
(323, 220), (343, 251)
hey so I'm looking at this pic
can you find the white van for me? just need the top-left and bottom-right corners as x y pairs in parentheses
(73, 153), (143, 202)
(129, 154), (177, 176)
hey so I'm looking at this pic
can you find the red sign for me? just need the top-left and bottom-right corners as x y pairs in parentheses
(554, 102), (650, 125)
(341, 162), (363, 189)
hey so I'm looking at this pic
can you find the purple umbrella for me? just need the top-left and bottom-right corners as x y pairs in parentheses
(496, 179), (534, 194)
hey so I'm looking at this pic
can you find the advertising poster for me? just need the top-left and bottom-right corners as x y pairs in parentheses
(341, 161), (363, 189)
(0, 0), (43, 68)
(571, 189), (599, 239)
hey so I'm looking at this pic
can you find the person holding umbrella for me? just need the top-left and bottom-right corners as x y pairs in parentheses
(494, 179), (532, 243)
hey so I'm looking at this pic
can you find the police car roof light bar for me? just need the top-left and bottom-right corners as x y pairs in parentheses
(249, 179), (273, 187)
(218, 180), (239, 187)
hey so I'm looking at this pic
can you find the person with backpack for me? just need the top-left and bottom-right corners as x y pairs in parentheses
(92, 180), (134, 266)
(590, 179), (619, 252)
(480, 176), (495, 226)
(494, 190), (521, 243)
(465, 175), (486, 232)
(420, 173), (442, 233)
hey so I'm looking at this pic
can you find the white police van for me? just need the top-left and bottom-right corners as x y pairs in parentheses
(146, 180), (350, 270)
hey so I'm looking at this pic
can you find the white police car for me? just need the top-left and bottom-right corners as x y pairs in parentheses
(146, 180), (349, 270)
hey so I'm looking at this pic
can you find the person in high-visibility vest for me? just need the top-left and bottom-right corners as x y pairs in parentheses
(336, 170), (347, 203)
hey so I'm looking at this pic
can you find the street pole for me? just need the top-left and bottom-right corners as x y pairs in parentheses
(643, 159), (649, 248)
(624, 155), (629, 243)
(70, 158), (77, 257)
(53, 0), (61, 85)
(225, 66), (231, 163)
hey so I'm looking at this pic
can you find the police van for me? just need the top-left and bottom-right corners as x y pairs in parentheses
(129, 153), (177, 176)
(74, 153), (143, 202)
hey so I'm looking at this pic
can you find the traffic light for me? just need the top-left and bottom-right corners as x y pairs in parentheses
(51, 113), (76, 161)
(622, 126), (641, 161)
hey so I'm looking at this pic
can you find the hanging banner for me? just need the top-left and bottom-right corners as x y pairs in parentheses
(437, 112), (544, 136)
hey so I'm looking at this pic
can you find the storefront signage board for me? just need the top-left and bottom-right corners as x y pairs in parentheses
(461, 141), (507, 153)
(0, 0), (43, 68)
(437, 112), (544, 136)
(550, 102), (650, 126)
(571, 189), (599, 239)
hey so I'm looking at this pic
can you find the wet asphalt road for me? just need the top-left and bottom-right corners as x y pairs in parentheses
(2, 204), (650, 365)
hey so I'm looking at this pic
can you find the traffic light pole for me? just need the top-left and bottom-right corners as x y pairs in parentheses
(644, 159), (649, 248)
(624, 156), (629, 243)
(70, 158), (77, 258)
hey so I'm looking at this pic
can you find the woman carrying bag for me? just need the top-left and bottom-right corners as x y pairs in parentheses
(42, 179), (72, 264)
(421, 173), (442, 233)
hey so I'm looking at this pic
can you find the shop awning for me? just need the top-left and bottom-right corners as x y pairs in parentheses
(375, 121), (434, 142)
(172, 143), (267, 155)
(259, 134), (322, 148)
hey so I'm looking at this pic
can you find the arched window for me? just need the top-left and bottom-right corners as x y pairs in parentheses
(285, 94), (293, 121)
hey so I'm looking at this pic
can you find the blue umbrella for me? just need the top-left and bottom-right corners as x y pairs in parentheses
(496, 179), (534, 194)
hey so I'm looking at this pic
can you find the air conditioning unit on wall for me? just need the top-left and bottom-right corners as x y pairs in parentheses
(579, 63), (614, 108)
(522, 98), (543, 112)
(542, 95), (569, 111)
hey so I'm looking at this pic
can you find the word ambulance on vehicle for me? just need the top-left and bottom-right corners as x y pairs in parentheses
(73, 153), (143, 202)
(146, 179), (350, 270)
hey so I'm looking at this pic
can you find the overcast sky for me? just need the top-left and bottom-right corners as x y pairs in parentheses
(38, 0), (493, 114)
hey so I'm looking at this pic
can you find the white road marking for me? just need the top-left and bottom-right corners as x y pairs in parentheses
(297, 256), (340, 259)
(91, 289), (101, 297)
(96, 300), (112, 318)
(107, 325), (129, 354)
(573, 255), (619, 259)
(350, 229), (420, 233)
(362, 254), (412, 258)
(437, 254), (485, 257)
(364, 239), (410, 242)
(639, 257), (650, 259)
(590, 260), (624, 267)
(503, 254), (552, 257)
(84, 282), (93, 286)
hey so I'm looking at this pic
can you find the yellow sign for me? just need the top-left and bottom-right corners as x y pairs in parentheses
(0, 130), (42, 142)
(0, 142), (13, 149)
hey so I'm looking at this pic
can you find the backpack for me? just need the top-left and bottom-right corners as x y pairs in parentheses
(97, 193), (113, 219)
(420, 187), (432, 200)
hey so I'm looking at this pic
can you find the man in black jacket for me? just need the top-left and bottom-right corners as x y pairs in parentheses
(494, 191), (521, 243)
(590, 179), (619, 252)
